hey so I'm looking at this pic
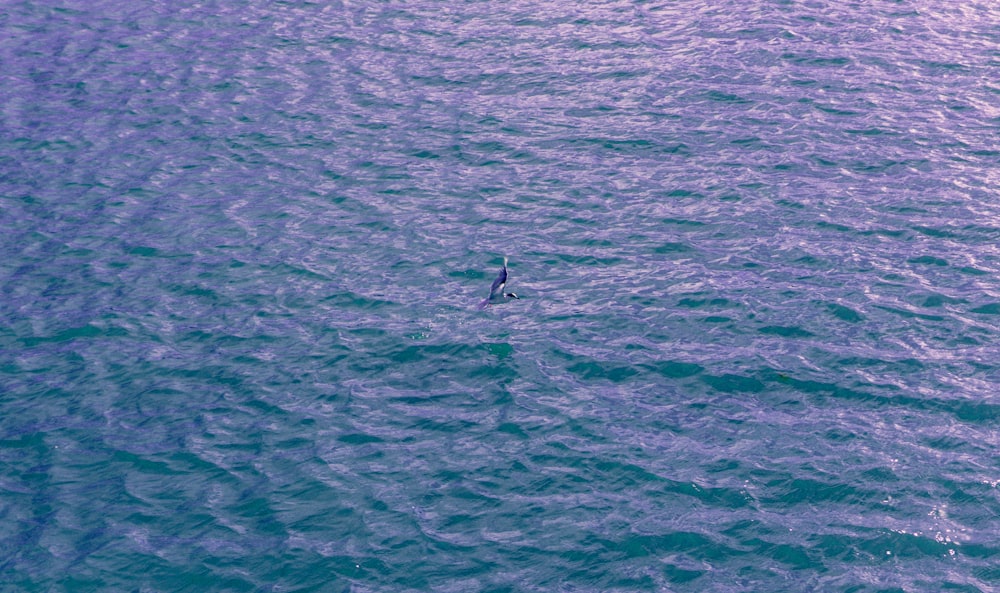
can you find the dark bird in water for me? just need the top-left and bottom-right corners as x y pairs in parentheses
(478, 257), (519, 309)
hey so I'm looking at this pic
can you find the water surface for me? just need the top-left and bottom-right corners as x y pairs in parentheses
(1, 1), (998, 591)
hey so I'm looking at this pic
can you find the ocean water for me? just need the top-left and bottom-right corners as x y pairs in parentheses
(1, 0), (998, 591)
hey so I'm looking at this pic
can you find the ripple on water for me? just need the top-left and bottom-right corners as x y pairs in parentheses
(1, 0), (999, 591)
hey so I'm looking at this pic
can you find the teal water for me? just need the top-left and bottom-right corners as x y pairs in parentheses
(1, 1), (998, 591)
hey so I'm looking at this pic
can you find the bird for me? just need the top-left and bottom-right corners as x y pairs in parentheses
(478, 257), (519, 309)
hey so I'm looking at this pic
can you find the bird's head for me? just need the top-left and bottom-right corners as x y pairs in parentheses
(505, 292), (519, 300)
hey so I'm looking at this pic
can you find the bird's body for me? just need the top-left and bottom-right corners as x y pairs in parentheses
(478, 257), (519, 309)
